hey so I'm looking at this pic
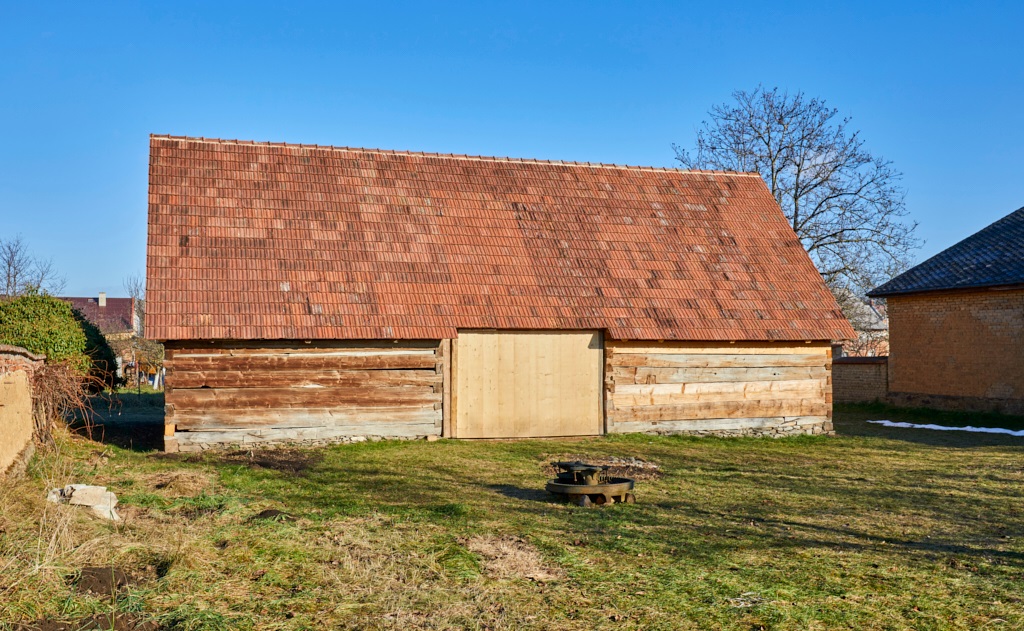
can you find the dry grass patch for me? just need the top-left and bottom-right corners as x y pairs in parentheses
(2, 406), (1023, 630)
(143, 471), (214, 497)
(464, 535), (563, 582)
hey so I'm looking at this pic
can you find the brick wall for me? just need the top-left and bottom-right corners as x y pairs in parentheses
(0, 345), (44, 476)
(887, 287), (1024, 412)
(832, 357), (888, 403)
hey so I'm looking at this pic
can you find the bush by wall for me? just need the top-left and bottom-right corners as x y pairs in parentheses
(0, 291), (88, 369)
(0, 291), (119, 388)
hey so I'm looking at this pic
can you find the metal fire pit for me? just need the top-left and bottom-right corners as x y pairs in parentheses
(545, 461), (635, 507)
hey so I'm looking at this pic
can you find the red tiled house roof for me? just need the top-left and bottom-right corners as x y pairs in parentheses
(62, 297), (137, 336)
(146, 135), (855, 342)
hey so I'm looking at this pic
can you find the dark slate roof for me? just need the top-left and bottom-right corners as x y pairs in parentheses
(869, 206), (1024, 297)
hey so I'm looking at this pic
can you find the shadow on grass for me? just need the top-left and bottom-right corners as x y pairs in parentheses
(488, 483), (552, 502)
(145, 429), (1023, 585)
(684, 505), (1024, 563)
(834, 403), (1024, 448)
(71, 392), (166, 452)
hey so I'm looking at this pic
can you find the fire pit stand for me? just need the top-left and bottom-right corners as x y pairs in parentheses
(545, 461), (636, 507)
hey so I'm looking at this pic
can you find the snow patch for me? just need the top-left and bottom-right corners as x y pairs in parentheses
(867, 420), (1024, 437)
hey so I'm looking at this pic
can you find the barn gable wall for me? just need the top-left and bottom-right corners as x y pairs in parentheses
(604, 341), (834, 437)
(164, 340), (443, 452)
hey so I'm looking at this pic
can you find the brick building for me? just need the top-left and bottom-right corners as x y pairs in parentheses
(868, 206), (1024, 414)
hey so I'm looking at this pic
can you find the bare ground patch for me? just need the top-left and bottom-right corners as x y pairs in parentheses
(216, 447), (323, 474)
(464, 536), (563, 582)
(542, 454), (664, 481)
(73, 566), (131, 597)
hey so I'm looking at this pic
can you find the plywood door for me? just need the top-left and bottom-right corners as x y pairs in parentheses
(453, 330), (603, 438)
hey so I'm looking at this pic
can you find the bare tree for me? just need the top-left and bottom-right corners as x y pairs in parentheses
(123, 272), (146, 336)
(674, 86), (919, 299)
(1, 235), (66, 297)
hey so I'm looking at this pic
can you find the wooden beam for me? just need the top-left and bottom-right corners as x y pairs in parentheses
(168, 353), (438, 372)
(173, 406), (441, 430)
(612, 365), (829, 385)
(611, 353), (828, 369)
(168, 368), (440, 389)
(168, 385), (440, 410)
(450, 337), (459, 438)
(610, 398), (829, 423)
(441, 339), (452, 438)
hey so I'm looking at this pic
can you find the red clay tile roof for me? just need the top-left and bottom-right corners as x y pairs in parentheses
(61, 297), (137, 336)
(146, 135), (854, 342)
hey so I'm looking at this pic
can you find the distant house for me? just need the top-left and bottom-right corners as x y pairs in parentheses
(146, 135), (854, 452)
(61, 293), (139, 339)
(868, 206), (1024, 414)
(833, 290), (889, 357)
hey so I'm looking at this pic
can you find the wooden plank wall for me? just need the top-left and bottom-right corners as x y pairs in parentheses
(453, 331), (603, 438)
(605, 341), (832, 435)
(164, 340), (443, 451)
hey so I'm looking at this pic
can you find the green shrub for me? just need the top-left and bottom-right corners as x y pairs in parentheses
(0, 290), (89, 370)
(0, 291), (121, 388)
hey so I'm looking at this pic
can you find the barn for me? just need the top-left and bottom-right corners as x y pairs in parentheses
(145, 135), (854, 452)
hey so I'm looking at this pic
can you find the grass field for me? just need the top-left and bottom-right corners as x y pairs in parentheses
(1, 401), (1022, 630)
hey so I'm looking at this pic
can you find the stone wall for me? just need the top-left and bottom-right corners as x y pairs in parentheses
(887, 288), (1024, 412)
(832, 357), (888, 403)
(0, 345), (44, 476)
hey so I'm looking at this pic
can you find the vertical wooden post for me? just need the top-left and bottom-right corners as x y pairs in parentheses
(440, 339), (453, 438)
(603, 338), (614, 435)
(824, 345), (834, 420)
(449, 338), (459, 438)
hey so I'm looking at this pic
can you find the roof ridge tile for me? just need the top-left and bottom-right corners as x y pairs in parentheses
(148, 134), (760, 176)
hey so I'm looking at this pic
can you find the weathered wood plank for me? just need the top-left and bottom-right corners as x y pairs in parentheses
(612, 365), (829, 385)
(450, 337), (460, 437)
(608, 398), (828, 423)
(173, 406), (441, 430)
(168, 386), (440, 410)
(174, 422), (441, 449)
(610, 353), (828, 369)
(173, 348), (437, 358)
(441, 339), (452, 436)
(167, 353), (439, 371)
(612, 379), (825, 406)
(168, 368), (440, 389)
(614, 378), (824, 396)
(613, 387), (824, 407)
(608, 415), (829, 434)
(606, 342), (829, 355)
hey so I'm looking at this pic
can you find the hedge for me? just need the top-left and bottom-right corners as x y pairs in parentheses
(0, 291), (119, 387)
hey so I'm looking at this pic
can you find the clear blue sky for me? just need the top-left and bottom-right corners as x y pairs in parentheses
(2, 1), (1022, 297)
